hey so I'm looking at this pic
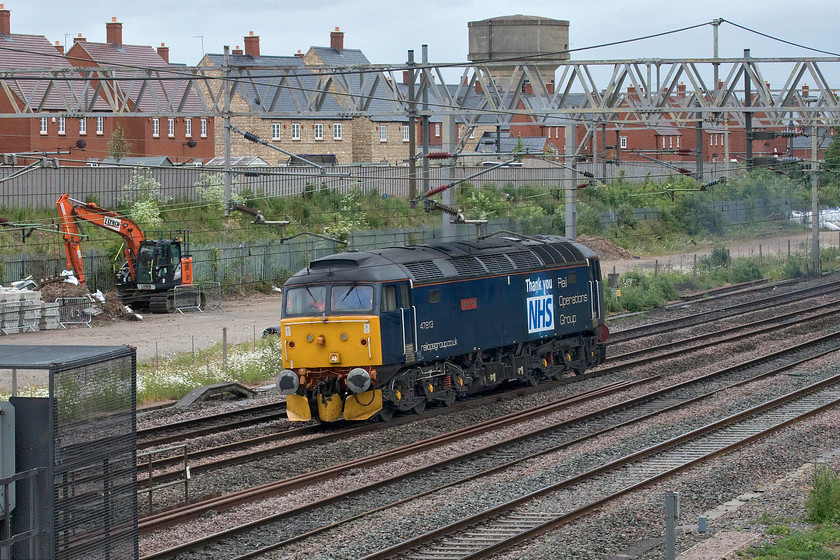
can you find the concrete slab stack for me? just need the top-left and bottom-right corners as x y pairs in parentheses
(0, 288), (63, 334)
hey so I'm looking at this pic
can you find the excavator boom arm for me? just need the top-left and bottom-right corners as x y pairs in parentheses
(56, 193), (147, 286)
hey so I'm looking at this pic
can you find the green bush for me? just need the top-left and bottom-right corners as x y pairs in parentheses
(806, 465), (840, 523)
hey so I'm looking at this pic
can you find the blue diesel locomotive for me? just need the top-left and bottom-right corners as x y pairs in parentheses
(275, 234), (609, 422)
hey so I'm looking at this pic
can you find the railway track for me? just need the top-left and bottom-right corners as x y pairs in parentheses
(138, 326), (840, 560)
(359, 374), (840, 560)
(135, 289), (840, 506)
(608, 279), (840, 344)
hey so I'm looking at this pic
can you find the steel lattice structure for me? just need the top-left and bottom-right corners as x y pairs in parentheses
(0, 56), (838, 127)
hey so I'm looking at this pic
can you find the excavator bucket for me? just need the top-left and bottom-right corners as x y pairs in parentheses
(343, 390), (383, 421)
(285, 394), (312, 422)
(317, 393), (344, 422)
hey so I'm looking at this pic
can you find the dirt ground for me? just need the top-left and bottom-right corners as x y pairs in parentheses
(3, 293), (284, 364)
(3, 230), (837, 365)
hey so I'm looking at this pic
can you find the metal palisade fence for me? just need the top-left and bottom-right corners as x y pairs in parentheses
(0, 162), (712, 210)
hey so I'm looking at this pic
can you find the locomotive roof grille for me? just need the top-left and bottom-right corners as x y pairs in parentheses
(479, 253), (515, 274)
(507, 250), (543, 269)
(403, 260), (444, 282)
(450, 256), (487, 277)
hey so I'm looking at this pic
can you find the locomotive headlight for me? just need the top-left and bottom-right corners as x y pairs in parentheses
(346, 367), (371, 394)
(306, 334), (314, 343)
(339, 332), (348, 342)
(276, 369), (300, 395)
(329, 352), (341, 364)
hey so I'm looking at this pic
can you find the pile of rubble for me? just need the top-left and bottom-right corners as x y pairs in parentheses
(576, 234), (634, 260)
(0, 277), (137, 334)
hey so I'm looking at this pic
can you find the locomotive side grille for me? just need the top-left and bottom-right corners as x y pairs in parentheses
(507, 250), (543, 270)
(450, 256), (487, 277)
(404, 260), (444, 282)
(479, 253), (515, 274)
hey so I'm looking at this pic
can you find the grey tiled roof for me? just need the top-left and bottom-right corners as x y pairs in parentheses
(308, 46), (369, 66)
(73, 42), (205, 112)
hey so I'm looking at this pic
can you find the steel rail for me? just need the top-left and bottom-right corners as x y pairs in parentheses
(140, 328), (840, 560)
(361, 373), (840, 560)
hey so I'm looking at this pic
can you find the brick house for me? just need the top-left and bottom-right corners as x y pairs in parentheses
(0, 8), (213, 165)
(64, 18), (213, 164)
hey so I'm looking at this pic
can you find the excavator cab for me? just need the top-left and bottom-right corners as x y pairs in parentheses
(127, 239), (187, 291)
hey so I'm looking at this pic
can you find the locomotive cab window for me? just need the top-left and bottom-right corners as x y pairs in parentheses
(381, 285), (397, 312)
(284, 285), (327, 315)
(331, 284), (373, 312)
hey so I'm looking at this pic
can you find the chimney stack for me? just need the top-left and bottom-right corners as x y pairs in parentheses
(106, 17), (122, 46)
(73, 32), (86, 43)
(0, 4), (10, 36)
(330, 27), (343, 52)
(677, 82), (686, 97)
(54, 40), (64, 55)
(294, 49), (304, 58)
(232, 45), (243, 55)
(244, 31), (260, 58)
(157, 43), (169, 63)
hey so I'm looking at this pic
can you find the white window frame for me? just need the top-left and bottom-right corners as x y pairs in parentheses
(152, 118), (159, 138)
(333, 122), (342, 140)
(434, 123), (441, 137)
(402, 125), (409, 142)
(271, 123), (281, 140)
(200, 118), (207, 138)
(620, 136), (627, 149)
(79, 118), (87, 135)
(58, 117), (65, 135)
(185, 118), (192, 138)
(379, 125), (387, 142)
(96, 116), (104, 135)
(168, 118), (175, 138)
(314, 123), (324, 140)
(292, 123), (301, 140)
(40, 117), (48, 135)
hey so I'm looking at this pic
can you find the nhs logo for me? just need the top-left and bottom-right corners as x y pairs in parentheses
(527, 295), (554, 333)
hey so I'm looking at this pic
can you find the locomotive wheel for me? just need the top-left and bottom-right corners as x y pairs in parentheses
(376, 403), (394, 422)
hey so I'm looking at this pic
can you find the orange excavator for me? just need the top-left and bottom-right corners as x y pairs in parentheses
(56, 193), (193, 313)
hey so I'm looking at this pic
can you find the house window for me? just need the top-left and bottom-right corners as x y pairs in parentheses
(620, 136), (627, 149)
(379, 125), (387, 142)
(200, 118), (207, 138)
(185, 118), (192, 138)
(676, 137), (680, 148)
(402, 125), (409, 142)
(152, 118), (159, 138)
(661, 137), (666, 149)
(669, 137), (673, 149)
(314, 123), (324, 140)
(271, 123), (281, 140)
(168, 118), (175, 138)
(96, 116), (104, 135)
(292, 123), (301, 140)
(40, 117), (48, 135)
(333, 123), (342, 140)
(58, 117), (65, 135)
(434, 123), (441, 137)
(469, 128), (475, 139)
(79, 118), (87, 135)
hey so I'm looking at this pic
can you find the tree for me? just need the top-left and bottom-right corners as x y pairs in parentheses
(107, 123), (132, 162)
